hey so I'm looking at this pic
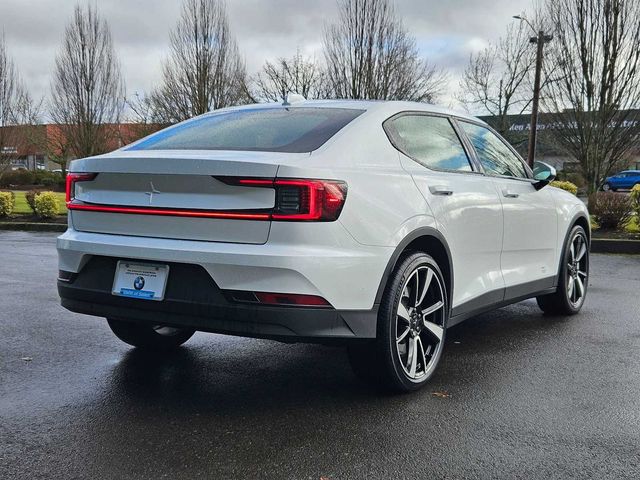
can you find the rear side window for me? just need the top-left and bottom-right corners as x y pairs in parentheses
(460, 122), (528, 179)
(384, 115), (472, 172)
(127, 107), (365, 153)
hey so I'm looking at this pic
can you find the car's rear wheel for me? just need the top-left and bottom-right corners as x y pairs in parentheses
(602, 183), (611, 191)
(537, 225), (589, 315)
(348, 252), (448, 392)
(107, 318), (195, 350)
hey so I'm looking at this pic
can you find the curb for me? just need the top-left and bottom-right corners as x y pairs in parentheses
(0, 222), (67, 233)
(1, 222), (639, 253)
(591, 238), (640, 255)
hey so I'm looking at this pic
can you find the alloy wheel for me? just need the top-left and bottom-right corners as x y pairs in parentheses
(395, 265), (446, 381)
(566, 232), (588, 308)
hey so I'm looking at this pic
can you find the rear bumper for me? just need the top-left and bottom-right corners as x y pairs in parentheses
(57, 225), (393, 311)
(58, 256), (378, 341)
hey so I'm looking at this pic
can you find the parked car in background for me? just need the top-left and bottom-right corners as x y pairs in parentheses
(57, 100), (590, 392)
(603, 170), (640, 191)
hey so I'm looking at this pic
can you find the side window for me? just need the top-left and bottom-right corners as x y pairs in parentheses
(460, 122), (528, 179)
(385, 115), (473, 172)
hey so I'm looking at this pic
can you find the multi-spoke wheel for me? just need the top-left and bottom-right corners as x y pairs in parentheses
(107, 318), (195, 350)
(395, 265), (446, 381)
(537, 225), (589, 315)
(348, 252), (448, 392)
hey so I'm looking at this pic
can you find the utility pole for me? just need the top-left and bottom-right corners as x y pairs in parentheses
(514, 16), (553, 167)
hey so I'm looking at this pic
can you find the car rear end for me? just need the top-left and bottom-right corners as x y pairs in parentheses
(57, 104), (394, 342)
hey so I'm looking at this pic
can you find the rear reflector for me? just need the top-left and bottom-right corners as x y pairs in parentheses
(228, 290), (332, 308)
(57, 270), (77, 283)
(255, 292), (331, 307)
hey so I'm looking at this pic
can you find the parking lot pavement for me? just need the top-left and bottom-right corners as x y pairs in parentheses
(1, 231), (639, 479)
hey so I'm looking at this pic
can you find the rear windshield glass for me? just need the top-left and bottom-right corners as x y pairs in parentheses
(127, 107), (365, 153)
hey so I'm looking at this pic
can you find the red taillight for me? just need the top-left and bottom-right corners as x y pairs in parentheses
(65, 173), (97, 203)
(251, 291), (331, 307)
(222, 177), (348, 222)
(65, 174), (347, 222)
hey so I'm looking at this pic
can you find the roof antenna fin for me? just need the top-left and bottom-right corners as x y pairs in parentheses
(282, 92), (306, 106)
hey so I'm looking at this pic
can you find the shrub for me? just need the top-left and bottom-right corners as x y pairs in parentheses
(565, 173), (586, 189)
(592, 192), (633, 230)
(630, 184), (640, 219)
(25, 190), (41, 214)
(0, 191), (14, 217)
(0, 169), (36, 187)
(34, 191), (60, 219)
(550, 180), (578, 195)
(34, 170), (64, 188)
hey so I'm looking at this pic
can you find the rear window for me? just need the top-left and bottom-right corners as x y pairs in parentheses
(127, 107), (365, 153)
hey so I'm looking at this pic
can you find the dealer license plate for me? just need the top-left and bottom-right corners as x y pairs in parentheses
(112, 261), (169, 301)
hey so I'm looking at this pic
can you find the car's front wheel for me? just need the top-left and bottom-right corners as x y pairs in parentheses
(537, 225), (589, 315)
(348, 252), (448, 392)
(602, 183), (611, 191)
(107, 318), (195, 350)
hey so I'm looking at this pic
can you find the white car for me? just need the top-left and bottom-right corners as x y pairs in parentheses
(57, 100), (590, 392)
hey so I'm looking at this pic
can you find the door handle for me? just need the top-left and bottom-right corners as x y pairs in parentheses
(429, 185), (454, 196)
(502, 189), (519, 198)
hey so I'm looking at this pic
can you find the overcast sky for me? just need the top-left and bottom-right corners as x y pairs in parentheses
(0, 0), (533, 114)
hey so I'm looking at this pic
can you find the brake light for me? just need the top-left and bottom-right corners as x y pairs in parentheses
(222, 177), (348, 222)
(65, 173), (97, 203)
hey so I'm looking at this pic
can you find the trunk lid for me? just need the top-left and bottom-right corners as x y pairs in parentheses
(69, 150), (307, 244)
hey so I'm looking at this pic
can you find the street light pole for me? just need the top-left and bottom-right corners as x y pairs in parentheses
(514, 15), (553, 167)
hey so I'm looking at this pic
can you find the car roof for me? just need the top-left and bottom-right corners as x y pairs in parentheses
(209, 99), (486, 126)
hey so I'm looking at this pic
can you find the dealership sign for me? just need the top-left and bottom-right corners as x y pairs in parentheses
(508, 119), (640, 132)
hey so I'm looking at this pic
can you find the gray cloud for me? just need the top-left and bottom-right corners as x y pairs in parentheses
(0, 0), (532, 112)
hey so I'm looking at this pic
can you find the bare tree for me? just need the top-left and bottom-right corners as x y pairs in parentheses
(126, 92), (166, 139)
(50, 4), (125, 161)
(0, 35), (39, 179)
(151, 0), (248, 123)
(542, 0), (640, 194)
(323, 0), (446, 102)
(458, 22), (537, 135)
(251, 50), (327, 102)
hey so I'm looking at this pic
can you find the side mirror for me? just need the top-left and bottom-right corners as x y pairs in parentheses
(532, 161), (556, 190)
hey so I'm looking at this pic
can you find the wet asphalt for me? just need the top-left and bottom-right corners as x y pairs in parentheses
(1, 231), (639, 479)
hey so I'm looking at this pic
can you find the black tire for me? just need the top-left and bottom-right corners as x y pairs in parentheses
(537, 225), (589, 315)
(602, 183), (611, 192)
(348, 252), (448, 392)
(107, 318), (195, 350)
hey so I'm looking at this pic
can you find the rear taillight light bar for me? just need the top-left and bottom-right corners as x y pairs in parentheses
(218, 177), (348, 222)
(65, 174), (347, 222)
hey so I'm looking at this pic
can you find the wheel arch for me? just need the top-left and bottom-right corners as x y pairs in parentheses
(375, 228), (453, 308)
(573, 214), (591, 243)
(555, 212), (591, 279)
